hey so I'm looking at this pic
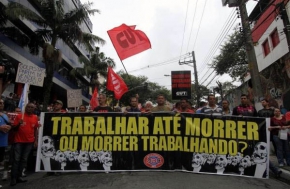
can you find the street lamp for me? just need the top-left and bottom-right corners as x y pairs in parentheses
(164, 74), (171, 77)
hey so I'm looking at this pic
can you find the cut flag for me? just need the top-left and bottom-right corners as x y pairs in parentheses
(90, 87), (99, 110)
(107, 67), (128, 100)
(18, 83), (30, 113)
(107, 24), (151, 60)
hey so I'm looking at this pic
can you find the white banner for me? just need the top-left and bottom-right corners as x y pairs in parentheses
(67, 89), (82, 108)
(15, 63), (46, 87)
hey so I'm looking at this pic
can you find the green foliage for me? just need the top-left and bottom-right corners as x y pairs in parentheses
(117, 71), (172, 106)
(5, 1), (106, 111)
(0, 4), (30, 48)
(191, 83), (210, 104)
(211, 30), (248, 81)
(212, 81), (237, 97)
(70, 47), (116, 87)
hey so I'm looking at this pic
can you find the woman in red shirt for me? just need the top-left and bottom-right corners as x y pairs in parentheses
(269, 108), (290, 167)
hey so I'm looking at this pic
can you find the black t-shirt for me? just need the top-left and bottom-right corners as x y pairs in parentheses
(93, 106), (113, 112)
(257, 108), (274, 118)
(126, 107), (141, 112)
(257, 108), (273, 142)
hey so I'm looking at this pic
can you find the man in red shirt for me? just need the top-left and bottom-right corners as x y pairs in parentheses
(178, 98), (194, 113)
(10, 103), (39, 186)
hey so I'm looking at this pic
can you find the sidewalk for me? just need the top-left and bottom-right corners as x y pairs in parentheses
(269, 155), (290, 184)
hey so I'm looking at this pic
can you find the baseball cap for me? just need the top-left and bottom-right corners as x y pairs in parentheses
(54, 100), (63, 105)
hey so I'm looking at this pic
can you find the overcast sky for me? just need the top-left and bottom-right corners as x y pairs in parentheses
(81, 0), (257, 90)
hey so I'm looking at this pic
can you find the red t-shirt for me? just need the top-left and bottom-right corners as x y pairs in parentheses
(270, 116), (286, 136)
(14, 113), (39, 143)
(285, 112), (290, 122)
(178, 108), (195, 113)
(183, 109), (195, 113)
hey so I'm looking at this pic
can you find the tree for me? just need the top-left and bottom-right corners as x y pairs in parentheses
(116, 71), (172, 106)
(213, 81), (237, 98)
(210, 29), (248, 81)
(0, 4), (30, 95)
(5, 0), (105, 110)
(70, 47), (115, 89)
(191, 83), (210, 105)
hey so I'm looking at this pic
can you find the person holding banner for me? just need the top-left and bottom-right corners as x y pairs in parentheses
(257, 98), (277, 154)
(151, 94), (171, 112)
(141, 101), (153, 113)
(200, 94), (222, 114)
(178, 98), (194, 113)
(124, 97), (141, 113)
(232, 94), (257, 116)
(221, 100), (232, 115)
(93, 94), (113, 112)
(10, 103), (40, 186)
(78, 105), (87, 113)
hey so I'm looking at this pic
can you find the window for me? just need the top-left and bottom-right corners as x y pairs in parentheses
(262, 39), (270, 56)
(270, 28), (280, 48)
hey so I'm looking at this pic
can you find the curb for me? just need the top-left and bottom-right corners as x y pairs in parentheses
(270, 155), (290, 184)
(279, 167), (290, 182)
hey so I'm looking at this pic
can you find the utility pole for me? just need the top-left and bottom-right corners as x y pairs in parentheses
(279, 2), (290, 52)
(179, 51), (200, 107)
(222, 0), (263, 103)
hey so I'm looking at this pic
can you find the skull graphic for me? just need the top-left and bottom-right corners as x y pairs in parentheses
(64, 150), (79, 162)
(78, 150), (90, 168)
(215, 155), (228, 171)
(238, 155), (252, 174)
(252, 142), (267, 164)
(89, 151), (99, 162)
(207, 153), (216, 165)
(55, 150), (67, 169)
(231, 152), (242, 166)
(192, 153), (205, 168)
(41, 136), (55, 157)
(98, 151), (113, 167)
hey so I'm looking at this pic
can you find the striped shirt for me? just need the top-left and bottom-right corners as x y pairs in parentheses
(200, 105), (222, 115)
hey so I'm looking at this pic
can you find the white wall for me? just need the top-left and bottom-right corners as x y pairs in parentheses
(254, 18), (289, 72)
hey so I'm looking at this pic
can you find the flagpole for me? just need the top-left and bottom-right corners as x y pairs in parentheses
(22, 83), (30, 119)
(120, 60), (134, 86)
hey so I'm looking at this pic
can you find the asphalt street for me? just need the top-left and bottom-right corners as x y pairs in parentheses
(1, 171), (289, 189)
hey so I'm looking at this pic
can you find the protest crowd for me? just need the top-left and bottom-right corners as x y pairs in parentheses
(0, 92), (290, 187)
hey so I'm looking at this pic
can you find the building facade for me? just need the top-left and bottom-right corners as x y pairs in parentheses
(226, 0), (290, 111)
(0, 0), (94, 108)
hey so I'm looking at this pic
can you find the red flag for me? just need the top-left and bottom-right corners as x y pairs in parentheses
(107, 67), (128, 100)
(90, 87), (99, 110)
(107, 24), (151, 60)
